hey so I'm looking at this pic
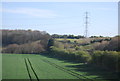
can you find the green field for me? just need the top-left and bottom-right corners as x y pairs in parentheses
(2, 54), (118, 80)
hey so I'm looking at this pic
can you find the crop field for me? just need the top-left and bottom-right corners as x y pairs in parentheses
(2, 54), (118, 80)
(56, 38), (86, 43)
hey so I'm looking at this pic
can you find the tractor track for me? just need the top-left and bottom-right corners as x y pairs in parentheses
(25, 58), (39, 81)
(24, 58), (32, 81)
(27, 58), (40, 81)
(42, 59), (94, 81)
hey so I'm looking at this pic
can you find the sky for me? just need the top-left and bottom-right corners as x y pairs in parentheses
(1, 2), (118, 37)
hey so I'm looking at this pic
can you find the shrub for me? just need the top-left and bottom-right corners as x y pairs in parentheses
(91, 51), (120, 72)
(49, 46), (91, 63)
(75, 51), (91, 63)
(91, 51), (104, 65)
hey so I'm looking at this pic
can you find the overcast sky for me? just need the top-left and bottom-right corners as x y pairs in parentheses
(1, 2), (118, 37)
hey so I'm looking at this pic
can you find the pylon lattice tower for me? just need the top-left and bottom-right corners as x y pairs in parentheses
(84, 12), (89, 38)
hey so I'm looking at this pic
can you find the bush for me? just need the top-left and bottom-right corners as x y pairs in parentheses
(75, 51), (91, 63)
(91, 51), (104, 65)
(49, 46), (91, 63)
(91, 51), (120, 72)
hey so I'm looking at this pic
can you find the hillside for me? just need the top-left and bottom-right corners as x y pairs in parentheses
(1, 29), (120, 80)
(53, 37), (119, 51)
(46, 36), (120, 75)
(1, 29), (50, 54)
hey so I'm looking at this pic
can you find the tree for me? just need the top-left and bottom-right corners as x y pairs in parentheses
(47, 38), (54, 51)
(104, 37), (120, 51)
(2, 29), (50, 46)
(1, 29), (50, 54)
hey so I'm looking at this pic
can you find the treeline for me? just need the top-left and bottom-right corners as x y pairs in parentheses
(46, 38), (120, 74)
(90, 38), (111, 43)
(51, 34), (84, 39)
(51, 34), (110, 39)
(1, 29), (50, 54)
(46, 46), (120, 73)
(2, 29), (50, 46)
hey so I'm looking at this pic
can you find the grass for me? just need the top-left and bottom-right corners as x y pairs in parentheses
(40, 54), (118, 80)
(2, 54), (29, 79)
(2, 54), (78, 79)
(2, 54), (118, 80)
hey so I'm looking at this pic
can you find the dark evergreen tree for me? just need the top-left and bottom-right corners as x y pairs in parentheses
(47, 38), (54, 51)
